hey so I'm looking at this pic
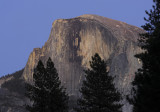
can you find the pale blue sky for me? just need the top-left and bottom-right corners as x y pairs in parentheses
(0, 0), (153, 76)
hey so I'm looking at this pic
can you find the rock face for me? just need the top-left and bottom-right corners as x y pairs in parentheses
(0, 14), (144, 112)
(22, 14), (144, 111)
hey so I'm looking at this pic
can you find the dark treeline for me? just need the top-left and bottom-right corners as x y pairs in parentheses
(0, 68), (24, 80)
(127, 0), (160, 112)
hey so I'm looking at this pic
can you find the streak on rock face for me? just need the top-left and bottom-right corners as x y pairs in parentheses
(22, 14), (144, 112)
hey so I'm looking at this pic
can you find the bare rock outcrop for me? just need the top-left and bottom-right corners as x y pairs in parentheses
(22, 14), (144, 111)
(0, 14), (144, 112)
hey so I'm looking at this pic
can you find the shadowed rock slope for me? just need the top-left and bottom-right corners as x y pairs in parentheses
(0, 69), (28, 112)
(0, 14), (144, 112)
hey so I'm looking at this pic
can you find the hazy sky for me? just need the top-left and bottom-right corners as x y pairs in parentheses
(0, 0), (153, 76)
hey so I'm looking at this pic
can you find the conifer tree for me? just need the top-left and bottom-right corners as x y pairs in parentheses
(75, 53), (122, 112)
(45, 57), (69, 112)
(128, 0), (160, 112)
(25, 60), (46, 112)
(25, 58), (68, 112)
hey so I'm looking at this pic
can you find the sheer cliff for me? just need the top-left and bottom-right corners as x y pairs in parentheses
(0, 14), (144, 112)
(22, 14), (144, 111)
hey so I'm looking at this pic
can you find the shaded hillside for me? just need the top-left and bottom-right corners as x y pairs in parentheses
(0, 69), (28, 112)
(1, 69), (25, 95)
